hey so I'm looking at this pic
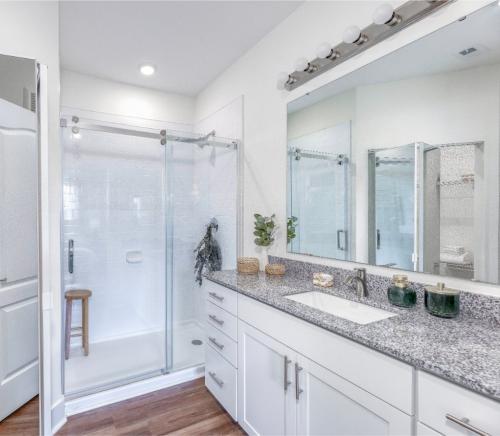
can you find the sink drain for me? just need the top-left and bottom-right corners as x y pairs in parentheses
(192, 339), (203, 346)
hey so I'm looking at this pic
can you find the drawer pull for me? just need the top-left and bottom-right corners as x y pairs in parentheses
(209, 336), (224, 350)
(208, 314), (224, 326)
(446, 414), (491, 436)
(208, 371), (224, 388)
(209, 292), (224, 302)
(295, 362), (303, 400)
(284, 356), (292, 391)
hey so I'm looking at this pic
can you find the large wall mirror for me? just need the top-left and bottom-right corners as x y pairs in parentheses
(0, 53), (40, 432)
(287, 3), (500, 285)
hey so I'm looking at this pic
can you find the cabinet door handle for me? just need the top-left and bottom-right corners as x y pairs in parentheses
(208, 292), (224, 302)
(208, 336), (224, 350)
(0, 277), (7, 282)
(283, 356), (292, 391)
(445, 414), (490, 436)
(295, 362), (303, 400)
(208, 371), (224, 388)
(208, 314), (224, 326)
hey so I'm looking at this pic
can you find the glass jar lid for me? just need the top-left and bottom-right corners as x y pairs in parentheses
(393, 274), (409, 288)
(425, 282), (459, 295)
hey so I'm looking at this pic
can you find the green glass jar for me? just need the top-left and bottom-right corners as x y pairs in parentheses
(387, 275), (416, 308)
(424, 282), (460, 318)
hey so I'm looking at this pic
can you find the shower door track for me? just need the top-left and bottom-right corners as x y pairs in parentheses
(61, 117), (238, 149)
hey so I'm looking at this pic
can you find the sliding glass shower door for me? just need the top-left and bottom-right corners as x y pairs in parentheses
(368, 144), (416, 271)
(62, 123), (168, 395)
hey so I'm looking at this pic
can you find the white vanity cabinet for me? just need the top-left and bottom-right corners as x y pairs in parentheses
(205, 279), (499, 436)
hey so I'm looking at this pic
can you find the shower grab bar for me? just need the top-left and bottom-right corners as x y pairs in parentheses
(208, 314), (224, 326)
(68, 239), (74, 274)
(208, 292), (224, 302)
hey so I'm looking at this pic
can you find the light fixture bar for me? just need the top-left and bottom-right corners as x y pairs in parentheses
(285, 0), (452, 91)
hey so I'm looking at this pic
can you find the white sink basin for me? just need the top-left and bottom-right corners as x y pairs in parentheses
(285, 291), (397, 325)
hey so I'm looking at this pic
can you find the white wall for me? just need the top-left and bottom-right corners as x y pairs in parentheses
(195, 0), (500, 296)
(0, 0), (62, 428)
(61, 70), (194, 126)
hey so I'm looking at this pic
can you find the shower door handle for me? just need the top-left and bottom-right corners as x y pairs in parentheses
(337, 230), (347, 251)
(376, 230), (381, 250)
(68, 239), (74, 274)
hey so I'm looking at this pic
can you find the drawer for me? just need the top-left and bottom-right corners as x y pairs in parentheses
(206, 301), (237, 341)
(205, 344), (237, 420)
(418, 371), (500, 436)
(206, 323), (238, 367)
(205, 280), (237, 315)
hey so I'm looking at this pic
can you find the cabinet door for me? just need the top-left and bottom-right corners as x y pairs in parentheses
(238, 320), (296, 436)
(296, 355), (412, 436)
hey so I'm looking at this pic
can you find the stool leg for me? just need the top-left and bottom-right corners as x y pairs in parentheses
(83, 297), (89, 356)
(65, 298), (72, 360)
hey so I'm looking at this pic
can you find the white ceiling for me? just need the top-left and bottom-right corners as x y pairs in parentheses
(289, 3), (500, 113)
(60, 1), (301, 96)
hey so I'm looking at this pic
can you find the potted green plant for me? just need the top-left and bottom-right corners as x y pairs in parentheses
(287, 216), (298, 245)
(254, 213), (284, 275)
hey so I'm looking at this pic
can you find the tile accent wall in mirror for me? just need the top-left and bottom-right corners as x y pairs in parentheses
(287, 3), (500, 285)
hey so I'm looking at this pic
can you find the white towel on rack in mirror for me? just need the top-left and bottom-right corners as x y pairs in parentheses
(440, 251), (473, 265)
(441, 245), (465, 255)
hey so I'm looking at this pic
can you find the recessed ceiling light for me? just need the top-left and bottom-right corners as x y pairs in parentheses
(140, 64), (155, 76)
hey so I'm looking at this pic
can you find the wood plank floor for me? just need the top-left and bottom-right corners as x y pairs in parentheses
(0, 396), (39, 436)
(58, 378), (245, 436)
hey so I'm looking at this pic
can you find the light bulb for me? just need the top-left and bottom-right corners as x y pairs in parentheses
(373, 3), (394, 25)
(316, 42), (332, 59)
(294, 57), (310, 72)
(343, 25), (362, 44)
(140, 64), (155, 76)
(277, 72), (290, 90)
(373, 3), (400, 25)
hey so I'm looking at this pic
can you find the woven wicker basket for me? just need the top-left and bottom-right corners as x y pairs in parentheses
(237, 257), (260, 274)
(265, 263), (285, 276)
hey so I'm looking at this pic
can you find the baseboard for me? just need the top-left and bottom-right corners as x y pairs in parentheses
(51, 397), (67, 435)
(65, 365), (204, 416)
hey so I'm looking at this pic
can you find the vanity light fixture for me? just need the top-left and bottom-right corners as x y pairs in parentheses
(342, 25), (368, 45)
(372, 3), (402, 26)
(140, 64), (155, 76)
(277, 0), (451, 91)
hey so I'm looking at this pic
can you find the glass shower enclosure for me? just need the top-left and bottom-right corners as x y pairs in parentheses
(60, 114), (239, 397)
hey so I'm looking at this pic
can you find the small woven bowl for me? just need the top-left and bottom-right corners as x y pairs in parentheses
(237, 257), (260, 274)
(265, 263), (285, 276)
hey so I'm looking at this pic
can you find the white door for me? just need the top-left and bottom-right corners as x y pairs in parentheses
(296, 354), (412, 436)
(0, 97), (39, 421)
(238, 320), (296, 436)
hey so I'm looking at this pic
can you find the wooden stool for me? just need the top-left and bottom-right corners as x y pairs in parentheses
(65, 289), (92, 359)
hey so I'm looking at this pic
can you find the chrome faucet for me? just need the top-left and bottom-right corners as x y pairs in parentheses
(344, 268), (368, 298)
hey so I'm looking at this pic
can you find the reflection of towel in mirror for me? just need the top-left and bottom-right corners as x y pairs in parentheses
(440, 251), (473, 265)
(441, 245), (465, 255)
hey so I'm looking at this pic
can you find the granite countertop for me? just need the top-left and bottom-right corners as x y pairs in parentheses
(205, 270), (500, 402)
